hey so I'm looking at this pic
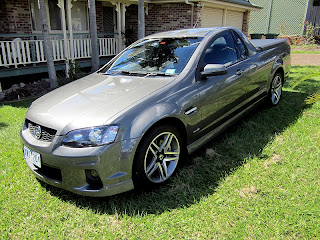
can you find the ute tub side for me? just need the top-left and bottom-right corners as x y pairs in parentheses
(251, 38), (291, 78)
(250, 39), (289, 52)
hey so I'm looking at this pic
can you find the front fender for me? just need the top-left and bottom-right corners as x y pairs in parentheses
(128, 102), (180, 139)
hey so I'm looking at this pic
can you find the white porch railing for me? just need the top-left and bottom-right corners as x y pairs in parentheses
(0, 37), (120, 68)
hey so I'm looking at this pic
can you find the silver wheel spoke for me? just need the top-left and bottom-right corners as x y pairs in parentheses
(151, 141), (160, 152)
(164, 156), (179, 162)
(149, 142), (160, 157)
(146, 158), (158, 177)
(164, 150), (179, 155)
(158, 162), (167, 180)
(160, 133), (173, 151)
(275, 82), (282, 90)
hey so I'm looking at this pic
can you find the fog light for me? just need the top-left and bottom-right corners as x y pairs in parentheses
(90, 169), (99, 178)
(85, 169), (103, 190)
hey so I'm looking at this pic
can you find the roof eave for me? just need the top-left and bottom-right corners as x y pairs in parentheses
(148, 0), (261, 10)
(200, 0), (261, 10)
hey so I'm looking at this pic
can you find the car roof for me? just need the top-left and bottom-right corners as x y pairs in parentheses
(146, 27), (226, 38)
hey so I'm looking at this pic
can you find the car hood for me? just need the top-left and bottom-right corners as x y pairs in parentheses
(26, 73), (174, 135)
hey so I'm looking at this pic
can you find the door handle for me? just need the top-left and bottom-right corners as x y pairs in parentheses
(235, 69), (243, 75)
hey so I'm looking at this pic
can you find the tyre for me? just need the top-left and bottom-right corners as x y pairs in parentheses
(267, 72), (283, 106)
(133, 124), (183, 188)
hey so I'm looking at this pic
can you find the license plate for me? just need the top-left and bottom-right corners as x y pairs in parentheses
(23, 145), (41, 168)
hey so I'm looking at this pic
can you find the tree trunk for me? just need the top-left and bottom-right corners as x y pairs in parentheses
(138, 0), (145, 39)
(89, 0), (99, 72)
(38, 0), (58, 89)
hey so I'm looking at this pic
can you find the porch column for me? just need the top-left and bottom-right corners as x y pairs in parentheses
(121, 3), (127, 35)
(66, 0), (74, 61)
(115, 3), (122, 51)
(38, 0), (58, 89)
(57, 0), (69, 77)
(138, 0), (145, 39)
(88, 0), (100, 71)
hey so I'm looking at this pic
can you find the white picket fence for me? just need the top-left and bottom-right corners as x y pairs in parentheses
(0, 37), (120, 68)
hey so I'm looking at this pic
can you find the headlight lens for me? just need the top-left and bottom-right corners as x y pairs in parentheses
(62, 125), (119, 147)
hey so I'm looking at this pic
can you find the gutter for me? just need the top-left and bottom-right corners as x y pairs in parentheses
(185, 0), (195, 27)
(147, 0), (261, 11)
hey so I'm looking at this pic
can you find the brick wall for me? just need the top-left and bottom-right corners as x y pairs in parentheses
(96, 1), (103, 33)
(145, 3), (194, 36)
(0, 0), (32, 35)
(193, 4), (203, 28)
(242, 10), (249, 36)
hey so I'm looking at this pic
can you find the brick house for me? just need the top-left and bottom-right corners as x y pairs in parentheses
(0, 0), (259, 78)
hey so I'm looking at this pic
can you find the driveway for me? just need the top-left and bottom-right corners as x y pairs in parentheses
(291, 53), (320, 66)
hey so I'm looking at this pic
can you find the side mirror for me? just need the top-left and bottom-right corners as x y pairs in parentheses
(200, 64), (227, 78)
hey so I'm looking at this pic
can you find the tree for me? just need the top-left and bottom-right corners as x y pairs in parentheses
(38, 0), (58, 89)
(138, 0), (145, 39)
(89, 0), (99, 72)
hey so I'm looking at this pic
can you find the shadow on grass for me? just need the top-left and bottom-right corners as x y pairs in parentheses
(0, 122), (8, 129)
(38, 89), (311, 216)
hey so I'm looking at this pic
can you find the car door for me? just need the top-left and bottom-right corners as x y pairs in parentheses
(196, 30), (251, 136)
(231, 30), (263, 101)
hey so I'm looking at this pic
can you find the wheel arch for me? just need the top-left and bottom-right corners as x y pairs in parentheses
(267, 65), (285, 93)
(131, 116), (187, 187)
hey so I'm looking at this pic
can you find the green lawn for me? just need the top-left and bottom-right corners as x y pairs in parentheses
(1, 66), (320, 239)
(291, 45), (320, 54)
(291, 50), (320, 54)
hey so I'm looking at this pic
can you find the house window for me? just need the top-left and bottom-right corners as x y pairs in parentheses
(48, 0), (62, 30)
(313, 0), (320, 6)
(29, 0), (88, 32)
(71, 1), (88, 31)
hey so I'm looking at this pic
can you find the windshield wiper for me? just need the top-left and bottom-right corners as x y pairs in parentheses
(145, 72), (174, 77)
(115, 71), (147, 76)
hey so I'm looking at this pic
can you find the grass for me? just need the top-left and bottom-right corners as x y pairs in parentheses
(291, 44), (320, 54)
(1, 66), (320, 239)
(291, 50), (320, 54)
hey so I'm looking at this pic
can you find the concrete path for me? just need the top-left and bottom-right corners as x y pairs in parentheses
(291, 53), (320, 66)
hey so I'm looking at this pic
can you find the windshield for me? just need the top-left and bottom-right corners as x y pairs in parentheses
(100, 37), (203, 76)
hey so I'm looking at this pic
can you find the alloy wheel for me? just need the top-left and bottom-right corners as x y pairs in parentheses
(144, 132), (180, 183)
(270, 74), (282, 105)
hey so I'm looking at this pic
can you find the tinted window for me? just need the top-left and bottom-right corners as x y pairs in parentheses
(233, 32), (248, 60)
(203, 31), (237, 66)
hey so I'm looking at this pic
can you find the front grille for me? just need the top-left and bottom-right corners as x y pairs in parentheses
(26, 119), (57, 142)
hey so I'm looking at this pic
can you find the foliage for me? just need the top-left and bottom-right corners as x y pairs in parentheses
(58, 61), (87, 86)
(302, 21), (319, 45)
(0, 66), (319, 239)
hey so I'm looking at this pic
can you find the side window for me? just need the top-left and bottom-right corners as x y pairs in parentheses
(203, 31), (238, 66)
(233, 32), (248, 60)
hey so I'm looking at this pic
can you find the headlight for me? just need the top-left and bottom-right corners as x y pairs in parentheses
(62, 125), (119, 148)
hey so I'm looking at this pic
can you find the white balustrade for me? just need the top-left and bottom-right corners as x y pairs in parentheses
(0, 37), (119, 68)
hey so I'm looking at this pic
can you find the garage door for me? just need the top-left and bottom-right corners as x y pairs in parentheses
(201, 7), (223, 27)
(226, 10), (243, 30)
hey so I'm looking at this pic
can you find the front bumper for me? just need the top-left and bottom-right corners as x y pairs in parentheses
(21, 126), (138, 197)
